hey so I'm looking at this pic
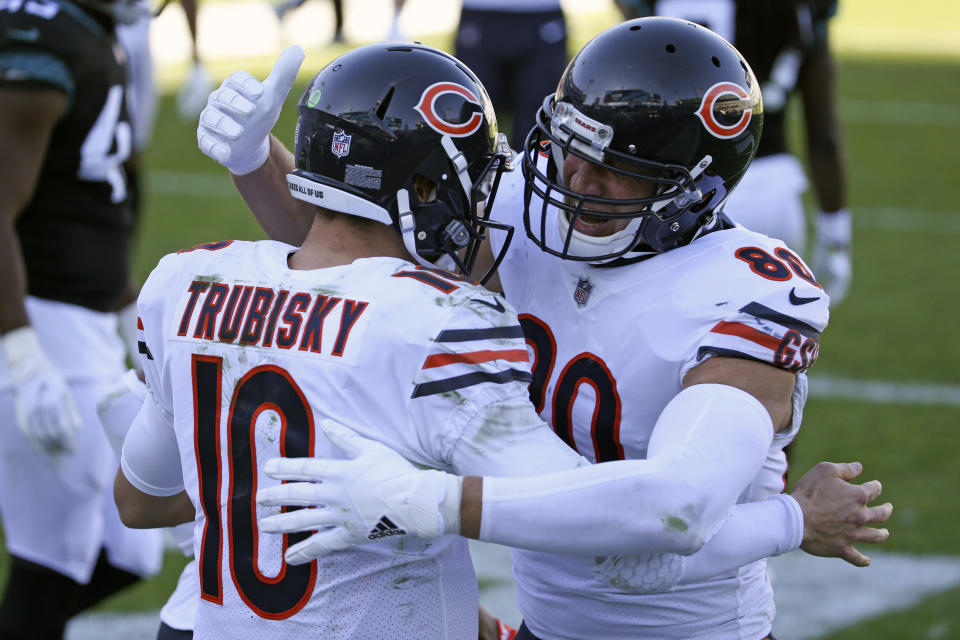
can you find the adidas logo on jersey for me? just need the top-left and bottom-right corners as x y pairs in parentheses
(368, 516), (406, 540)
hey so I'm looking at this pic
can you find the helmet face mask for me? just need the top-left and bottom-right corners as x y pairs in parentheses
(288, 43), (513, 283)
(522, 17), (763, 262)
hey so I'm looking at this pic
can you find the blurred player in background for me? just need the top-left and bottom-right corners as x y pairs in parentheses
(388, 0), (406, 40)
(273, 0), (406, 44)
(275, 0), (345, 43)
(118, 0), (211, 123)
(0, 0), (165, 636)
(174, 0), (213, 119)
(455, 0), (567, 151)
(619, 0), (851, 303)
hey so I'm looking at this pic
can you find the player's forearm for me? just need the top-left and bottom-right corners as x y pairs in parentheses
(0, 216), (30, 334)
(114, 470), (194, 529)
(473, 458), (713, 555)
(233, 135), (315, 245)
(674, 494), (803, 581)
(461, 385), (774, 556)
(591, 494), (803, 593)
(0, 90), (62, 334)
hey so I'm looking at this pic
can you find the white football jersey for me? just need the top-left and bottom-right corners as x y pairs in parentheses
(130, 240), (546, 639)
(489, 169), (829, 640)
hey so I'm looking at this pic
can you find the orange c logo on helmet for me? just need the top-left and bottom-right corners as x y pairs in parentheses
(696, 81), (753, 139)
(414, 82), (484, 138)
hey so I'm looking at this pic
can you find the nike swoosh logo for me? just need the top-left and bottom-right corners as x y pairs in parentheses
(789, 287), (820, 305)
(471, 297), (505, 313)
(5, 27), (40, 42)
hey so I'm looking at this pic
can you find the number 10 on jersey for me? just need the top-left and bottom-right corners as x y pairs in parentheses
(192, 354), (317, 619)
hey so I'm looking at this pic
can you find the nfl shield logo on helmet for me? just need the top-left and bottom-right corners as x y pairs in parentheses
(331, 129), (352, 158)
(574, 277), (593, 306)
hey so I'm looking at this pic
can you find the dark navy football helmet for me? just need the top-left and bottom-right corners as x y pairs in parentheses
(288, 43), (512, 283)
(522, 17), (764, 261)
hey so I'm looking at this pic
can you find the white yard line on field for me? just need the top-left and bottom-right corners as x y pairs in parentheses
(810, 375), (960, 408)
(842, 99), (960, 128)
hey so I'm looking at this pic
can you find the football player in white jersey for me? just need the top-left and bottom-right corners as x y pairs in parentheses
(191, 25), (891, 640)
(115, 42), (587, 639)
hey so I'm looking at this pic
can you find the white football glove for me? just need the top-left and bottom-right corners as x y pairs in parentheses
(2, 326), (81, 455)
(177, 61), (214, 121)
(812, 209), (852, 305)
(197, 45), (305, 175)
(257, 419), (462, 565)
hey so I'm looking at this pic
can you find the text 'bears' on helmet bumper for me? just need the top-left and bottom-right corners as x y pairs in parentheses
(522, 16), (764, 262)
(287, 43), (513, 284)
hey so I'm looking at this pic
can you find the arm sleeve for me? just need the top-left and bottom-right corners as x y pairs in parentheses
(593, 493), (803, 592)
(677, 493), (803, 581)
(478, 383), (773, 555)
(120, 390), (183, 497)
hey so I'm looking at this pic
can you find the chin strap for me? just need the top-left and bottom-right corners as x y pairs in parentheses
(397, 188), (433, 268)
(441, 135), (474, 200)
(396, 188), (461, 271)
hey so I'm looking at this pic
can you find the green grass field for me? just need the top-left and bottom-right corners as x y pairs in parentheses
(2, 1), (958, 637)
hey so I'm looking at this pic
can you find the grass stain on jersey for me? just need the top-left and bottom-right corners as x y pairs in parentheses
(434, 295), (459, 308)
(438, 390), (469, 406)
(467, 401), (533, 451)
(309, 285), (342, 296)
(663, 516), (689, 533)
(392, 575), (417, 589)
(257, 412), (280, 444)
(598, 569), (634, 592)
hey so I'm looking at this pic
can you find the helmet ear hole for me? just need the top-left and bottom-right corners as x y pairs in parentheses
(413, 175), (438, 203)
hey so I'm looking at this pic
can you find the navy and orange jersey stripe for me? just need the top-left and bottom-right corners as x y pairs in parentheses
(412, 323), (531, 399)
(136, 316), (154, 361)
(698, 301), (822, 373)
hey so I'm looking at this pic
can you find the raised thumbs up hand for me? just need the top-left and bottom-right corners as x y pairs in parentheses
(197, 45), (305, 175)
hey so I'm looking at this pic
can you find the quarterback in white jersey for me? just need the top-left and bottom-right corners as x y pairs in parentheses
(117, 43), (584, 639)
(125, 239), (579, 638)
